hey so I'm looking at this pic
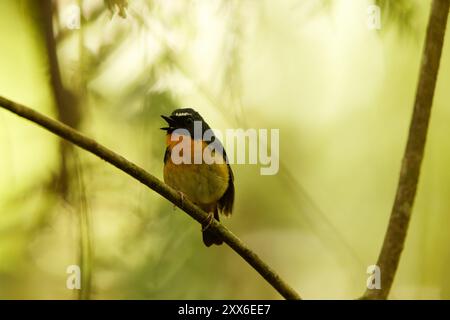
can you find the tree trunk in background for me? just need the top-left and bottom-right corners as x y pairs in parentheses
(364, 0), (450, 299)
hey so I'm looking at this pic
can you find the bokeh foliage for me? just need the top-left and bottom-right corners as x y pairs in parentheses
(0, 0), (449, 299)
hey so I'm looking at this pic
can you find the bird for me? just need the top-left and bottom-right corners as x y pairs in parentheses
(161, 108), (234, 246)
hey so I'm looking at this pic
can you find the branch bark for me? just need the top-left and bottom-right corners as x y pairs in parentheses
(363, 0), (450, 299)
(0, 95), (301, 300)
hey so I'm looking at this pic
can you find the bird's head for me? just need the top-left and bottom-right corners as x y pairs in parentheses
(161, 108), (207, 135)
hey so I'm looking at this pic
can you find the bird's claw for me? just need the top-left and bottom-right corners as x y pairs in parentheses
(202, 212), (214, 231)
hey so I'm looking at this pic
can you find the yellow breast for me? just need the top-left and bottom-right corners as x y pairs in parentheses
(164, 134), (229, 207)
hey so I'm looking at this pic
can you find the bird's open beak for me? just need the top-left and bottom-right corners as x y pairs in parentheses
(160, 115), (175, 131)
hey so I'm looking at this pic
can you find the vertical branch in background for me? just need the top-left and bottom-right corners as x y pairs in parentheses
(40, 0), (80, 196)
(40, 0), (91, 299)
(75, 154), (93, 300)
(364, 0), (450, 299)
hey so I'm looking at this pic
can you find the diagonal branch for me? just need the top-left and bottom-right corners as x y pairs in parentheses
(0, 95), (301, 300)
(363, 0), (450, 299)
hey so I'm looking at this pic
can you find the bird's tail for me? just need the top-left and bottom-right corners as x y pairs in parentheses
(202, 208), (223, 247)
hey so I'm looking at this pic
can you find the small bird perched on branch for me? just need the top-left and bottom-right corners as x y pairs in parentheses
(161, 108), (234, 246)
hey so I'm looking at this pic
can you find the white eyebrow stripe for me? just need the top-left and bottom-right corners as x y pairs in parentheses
(174, 112), (191, 116)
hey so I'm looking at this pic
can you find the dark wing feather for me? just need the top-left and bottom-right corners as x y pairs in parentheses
(217, 164), (234, 216)
(207, 134), (234, 216)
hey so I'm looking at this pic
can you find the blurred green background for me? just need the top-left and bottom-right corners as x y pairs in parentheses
(0, 0), (449, 299)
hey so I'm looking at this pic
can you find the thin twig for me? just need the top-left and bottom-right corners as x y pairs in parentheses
(74, 153), (93, 300)
(0, 95), (301, 300)
(363, 0), (450, 299)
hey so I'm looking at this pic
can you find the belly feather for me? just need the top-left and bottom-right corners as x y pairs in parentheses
(164, 161), (229, 206)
